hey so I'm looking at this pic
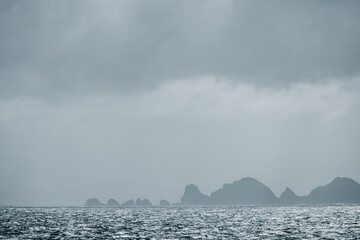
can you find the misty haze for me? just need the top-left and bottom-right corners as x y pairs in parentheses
(1, 0), (360, 239)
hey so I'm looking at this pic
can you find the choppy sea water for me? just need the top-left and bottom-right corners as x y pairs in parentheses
(0, 206), (359, 239)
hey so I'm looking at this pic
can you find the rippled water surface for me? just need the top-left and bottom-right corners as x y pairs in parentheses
(1, 206), (359, 239)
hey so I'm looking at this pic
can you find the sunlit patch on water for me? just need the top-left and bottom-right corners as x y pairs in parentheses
(0, 206), (359, 239)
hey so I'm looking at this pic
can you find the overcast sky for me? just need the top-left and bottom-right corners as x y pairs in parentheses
(1, 0), (360, 206)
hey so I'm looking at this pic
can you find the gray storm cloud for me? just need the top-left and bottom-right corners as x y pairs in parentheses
(1, 0), (360, 95)
(0, 0), (360, 206)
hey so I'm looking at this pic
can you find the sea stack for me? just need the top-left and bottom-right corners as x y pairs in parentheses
(135, 198), (153, 207)
(159, 200), (171, 207)
(121, 199), (135, 207)
(181, 184), (210, 205)
(107, 199), (120, 207)
(84, 198), (105, 207)
(280, 187), (302, 205)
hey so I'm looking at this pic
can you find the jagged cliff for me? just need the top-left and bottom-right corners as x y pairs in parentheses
(84, 177), (360, 207)
(180, 177), (360, 206)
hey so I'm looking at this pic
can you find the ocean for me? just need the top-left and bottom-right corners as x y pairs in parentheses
(1, 206), (359, 239)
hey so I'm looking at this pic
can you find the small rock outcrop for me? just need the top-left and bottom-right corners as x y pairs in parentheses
(280, 187), (302, 204)
(181, 184), (210, 205)
(84, 198), (105, 207)
(107, 198), (120, 207)
(142, 199), (153, 206)
(121, 199), (135, 207)
(135, 198), (142, 206)
(159, 200), (171, 207)
(135, 198), (153, 207)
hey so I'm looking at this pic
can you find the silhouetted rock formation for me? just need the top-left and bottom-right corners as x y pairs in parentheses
(179, 177), (360, 205)
(107, 198), (120, 207)
(121, 199), (135, 207)
(135, 198), (153, 207)
(85, 177), (360, 207)
(210, 177), (278, 205)
(280, 187), (303, 204)
(181, 184), (210, 205)
(142, 199), (153, 206)
(135, 198), (141, 206)
(306, 177), (360, 204)
(84, 198), (105, 207)
(159, 200), (170, 207)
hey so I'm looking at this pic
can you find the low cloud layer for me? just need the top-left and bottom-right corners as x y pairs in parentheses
(1, 77), (360, 205)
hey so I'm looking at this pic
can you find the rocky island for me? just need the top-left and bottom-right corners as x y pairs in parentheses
(107, 199), (120, 207)
(180, 177), (360, 205)
(84, 198), (105, 207)
(84, 177), (360, 207)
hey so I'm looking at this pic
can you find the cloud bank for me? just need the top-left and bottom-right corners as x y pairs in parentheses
(1, 0), (360, 97)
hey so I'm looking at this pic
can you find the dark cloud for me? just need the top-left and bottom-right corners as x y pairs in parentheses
(1, 0), (360, 97)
